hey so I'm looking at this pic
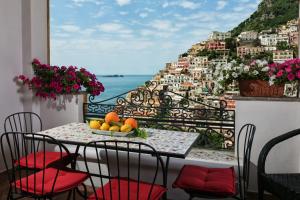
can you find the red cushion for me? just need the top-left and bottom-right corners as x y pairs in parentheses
(15, 167), (88, 195)
(18, 152), (69, 169)
(173, 165), (236, 196)
(88, 178), (167, 200)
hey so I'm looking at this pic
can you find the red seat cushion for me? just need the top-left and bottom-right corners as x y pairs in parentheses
(18, 152), (69, 169)
(173, 165), (236, 197)
(15, 167), (88, 195)
(88, 178), (167, 200)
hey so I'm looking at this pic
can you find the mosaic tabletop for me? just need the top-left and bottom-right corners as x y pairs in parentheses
(38, 123), (199, 158)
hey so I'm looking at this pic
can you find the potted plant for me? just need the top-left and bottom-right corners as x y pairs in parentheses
(17, 59), (105, 100)
(213, 60), (285, 97)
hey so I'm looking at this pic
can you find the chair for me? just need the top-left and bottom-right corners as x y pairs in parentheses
(1, 132), (89, 199)
(83, 140), (167, 200)
(257, 128), (300, 200)
(4, 112), (76, 170)
(173, 124), (256, 200)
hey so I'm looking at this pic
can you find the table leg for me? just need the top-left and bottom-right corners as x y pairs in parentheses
(71, 144), (81, 169)
(163, 156), (170, 200)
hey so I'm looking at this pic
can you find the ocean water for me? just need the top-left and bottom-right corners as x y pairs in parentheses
(92, 75), (153, 103)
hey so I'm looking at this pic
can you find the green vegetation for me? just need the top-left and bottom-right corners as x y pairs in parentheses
(277, 41), (290, 50)
(196, 49), (223, 60)
(231, 0), (298, 37)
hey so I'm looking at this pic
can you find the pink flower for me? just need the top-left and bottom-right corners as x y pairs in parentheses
(285, 66), (292, 73)
(56, 86), (63, 93)
(32, 59), (40, 65)
(50, 81), (59, 88)
(18, 75), (26, 81)
(287, 73), (295, 81)
(61, 66), (67, 71)
(72, 84), (80, 90)
(276, 70), (284, 78)
(65, 86), (71, 93)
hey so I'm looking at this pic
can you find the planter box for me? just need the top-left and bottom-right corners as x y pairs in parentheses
(239, 80), (284, 97)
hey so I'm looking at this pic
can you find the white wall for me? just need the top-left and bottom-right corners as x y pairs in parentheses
(235, 99), (300, 174)
(0, 0), (27, 171)
(40, 94), (84, 130)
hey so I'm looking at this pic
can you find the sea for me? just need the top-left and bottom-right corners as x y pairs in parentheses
(92, 75), (153, 103)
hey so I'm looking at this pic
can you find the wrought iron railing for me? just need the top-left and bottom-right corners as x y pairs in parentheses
(84, 81), (235, 150)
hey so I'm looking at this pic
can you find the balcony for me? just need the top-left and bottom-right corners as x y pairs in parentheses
(1, 0), (300, 199)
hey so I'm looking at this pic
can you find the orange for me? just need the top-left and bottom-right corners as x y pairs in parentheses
(105, 112), (120, 123)
(124, 118), (138, 129)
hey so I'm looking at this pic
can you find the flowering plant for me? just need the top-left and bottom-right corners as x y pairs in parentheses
(268, 58), (300, 85)
(18, 59), (104, 100)
(213, 60), (269, 94)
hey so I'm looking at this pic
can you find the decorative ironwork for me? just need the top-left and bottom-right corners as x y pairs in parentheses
(84, 81), (235, 150)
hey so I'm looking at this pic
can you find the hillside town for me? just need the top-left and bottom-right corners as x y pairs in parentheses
(151, 19), (299, 109)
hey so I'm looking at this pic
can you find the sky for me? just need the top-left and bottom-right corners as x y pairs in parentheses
(50, 0), (262, 75)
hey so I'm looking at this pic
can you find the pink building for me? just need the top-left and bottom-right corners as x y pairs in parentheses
(206, 40), (226, 50)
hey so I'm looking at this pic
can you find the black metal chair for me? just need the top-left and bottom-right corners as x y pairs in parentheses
(1, 131), (89, 199)
(173, 124), (256, 200)
(4, 112), (77, 170)
(83, 140), (167, 200)
(4, 112), (42, 133)
(258, 128), (300, 200)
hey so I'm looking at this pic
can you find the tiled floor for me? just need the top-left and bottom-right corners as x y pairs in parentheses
(0, 171), (277, 200)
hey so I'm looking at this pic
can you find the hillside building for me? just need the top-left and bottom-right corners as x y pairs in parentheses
(259, 34), (277, 46)
(237, 31), (258, 41)
(206, 40), (226, 50)
(273, 50), (294, 63)
(209, 31), (231, 41)
(237, 46), (264, 57)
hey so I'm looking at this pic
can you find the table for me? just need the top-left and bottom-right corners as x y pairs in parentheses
(38, 122), (199, 197)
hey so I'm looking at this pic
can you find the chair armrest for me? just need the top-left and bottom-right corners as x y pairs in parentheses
(257, 128), (300, 175)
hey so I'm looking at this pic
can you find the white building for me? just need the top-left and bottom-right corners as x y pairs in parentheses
(264, 46), (277, 51)
(237, 31), (258, 41)
(209, 31), (231, 41)
(190, 56), (209, 68)
(210, 58), (228, 66)
(277, 33), (290, 44)
(259, 34), (277, 46)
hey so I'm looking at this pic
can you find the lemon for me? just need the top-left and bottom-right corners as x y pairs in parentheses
(109, 125), (120, 132)
(120, 124), (132, 133)
(100, 123), (110, 131)
(89, 120), (101, 129)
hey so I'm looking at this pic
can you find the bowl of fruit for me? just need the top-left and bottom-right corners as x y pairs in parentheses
(88, 112), (147, 138)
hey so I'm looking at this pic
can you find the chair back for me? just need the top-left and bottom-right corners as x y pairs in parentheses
(4, 112), (42, 133)
(0, 132), (70, 197)
(237, 124), (256, 199)
(83, 140), (166, 200)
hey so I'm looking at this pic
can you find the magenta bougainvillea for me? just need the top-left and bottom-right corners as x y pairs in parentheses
(18, 59), (104, 99)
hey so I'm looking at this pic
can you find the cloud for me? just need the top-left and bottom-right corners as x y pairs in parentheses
(120, 11), (128, 15)
(144, 8), (155, 12)
(162, 0), (201, 10)
(60, 24), (80, 32)
(71, 0), (102, 7)
(97, 23), (132, 34)
(216, 0), (227, 10)
(139, 13), (148, 18)
(92, 10), (105, 18)
(116, 0), (131, 6)
(150, 20), (173, 31)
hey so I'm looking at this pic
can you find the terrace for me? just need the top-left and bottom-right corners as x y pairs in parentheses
(1, 0), (300, 200)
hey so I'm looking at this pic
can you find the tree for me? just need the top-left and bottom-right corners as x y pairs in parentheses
(277, 41), (290, 50)
(181, 52), (189, 57)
